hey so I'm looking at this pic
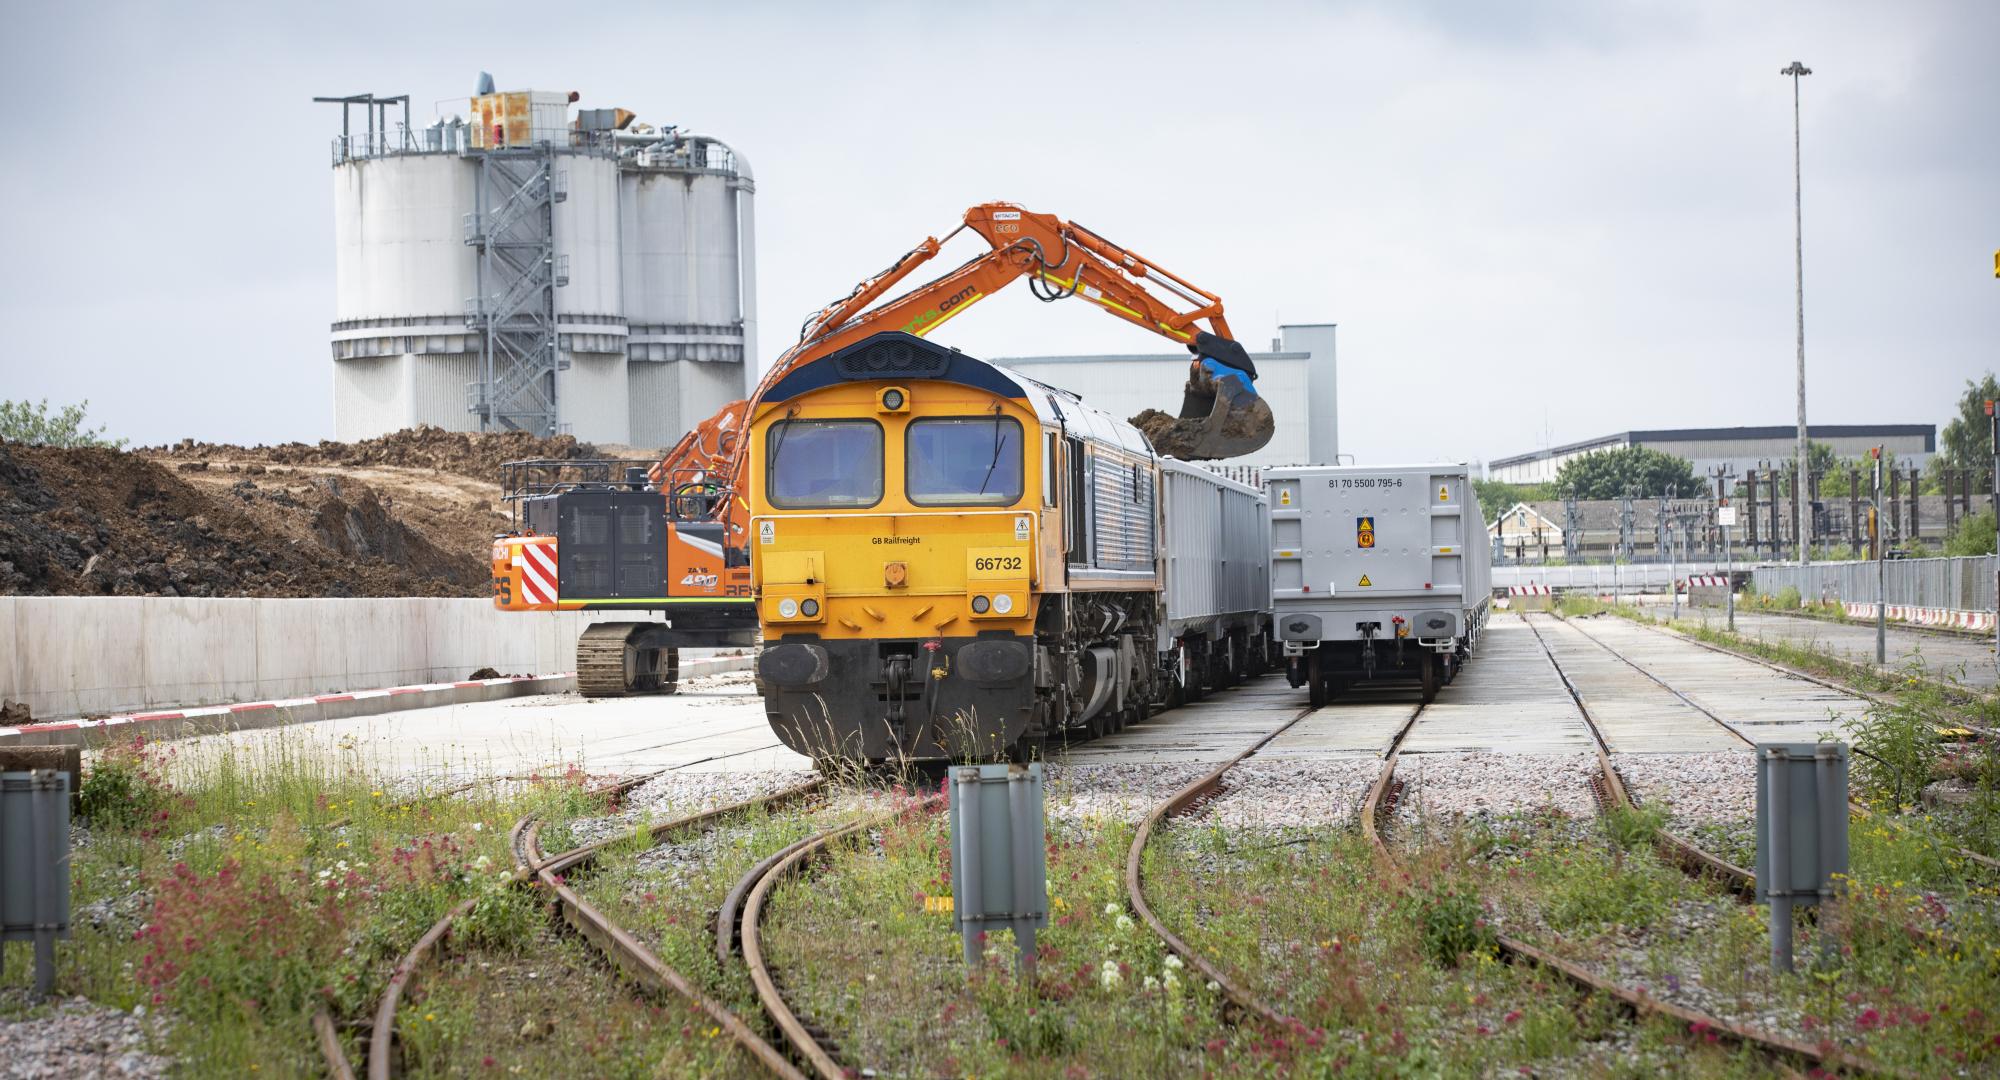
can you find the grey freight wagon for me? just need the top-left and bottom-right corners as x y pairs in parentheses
(1159, 457), (1274, 699)
(1264, 464), (1490, 705)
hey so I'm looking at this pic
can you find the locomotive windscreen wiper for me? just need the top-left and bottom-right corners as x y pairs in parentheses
(977, 405), (1007, 496)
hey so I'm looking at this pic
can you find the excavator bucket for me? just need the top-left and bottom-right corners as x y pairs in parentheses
(1134, 333), (1276, 460)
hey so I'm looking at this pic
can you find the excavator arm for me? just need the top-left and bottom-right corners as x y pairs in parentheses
(650, 201), (1275, 517)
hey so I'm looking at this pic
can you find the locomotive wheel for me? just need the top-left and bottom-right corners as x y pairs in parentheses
(1306, 652), (1327, 708)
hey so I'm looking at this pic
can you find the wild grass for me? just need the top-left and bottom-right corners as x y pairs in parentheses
(0, 730), (679, 1074)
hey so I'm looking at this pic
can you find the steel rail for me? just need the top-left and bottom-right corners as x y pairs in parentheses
(1365, 621), (1911, 1078)
(364, 773), (817, 1079)
(1123, 703), (1332, 1031)
(1566, 613), (2000, 875)
(1520, 614), (1757, 894)
(734, 795), (944, 1080)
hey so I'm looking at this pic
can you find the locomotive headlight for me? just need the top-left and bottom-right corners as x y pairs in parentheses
(993, 594), (1013, 615)
(800, 598), (820, 618)
(778, 598), (799, 619)
(970, 595), (991, 614)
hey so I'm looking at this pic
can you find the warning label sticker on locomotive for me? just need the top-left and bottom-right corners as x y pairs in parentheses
(1437, 484), (1451, 502)
(1015, 515), (1031, 540)
(1357, 574), (1373, 587)
(1356, 516), (1376, 548)
(759, 520), (775, 545)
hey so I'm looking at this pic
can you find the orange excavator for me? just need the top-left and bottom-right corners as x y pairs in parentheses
(493, 201), (1274, 695)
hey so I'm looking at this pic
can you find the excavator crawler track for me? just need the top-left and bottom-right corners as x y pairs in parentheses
(576, 622), (679, 698)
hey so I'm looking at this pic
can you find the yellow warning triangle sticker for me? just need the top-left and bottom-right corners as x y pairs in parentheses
(1357, 574), (1372, 587)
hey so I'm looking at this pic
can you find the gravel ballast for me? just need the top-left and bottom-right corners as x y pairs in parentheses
(1613, 751), (1755, 825)
(1393, 751), (1598, 820)
(0, 996), (168, 1079)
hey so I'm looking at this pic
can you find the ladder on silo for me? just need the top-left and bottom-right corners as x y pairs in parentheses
(464, 143), (568, 436)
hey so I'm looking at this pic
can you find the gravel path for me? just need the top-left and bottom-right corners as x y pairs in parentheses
(1393, 752), (1598, 821)
(1198, 757), (1381, 830)
(1614, 751), (1755, 825)
(0, 996), (168, 1079)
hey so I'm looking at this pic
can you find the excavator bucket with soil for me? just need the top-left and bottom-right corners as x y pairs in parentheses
(1131, 332), (1276, 460)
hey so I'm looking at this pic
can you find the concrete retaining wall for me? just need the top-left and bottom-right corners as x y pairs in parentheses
(0, 597), (653, 721)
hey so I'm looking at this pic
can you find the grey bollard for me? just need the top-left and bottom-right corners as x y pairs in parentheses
(949, 763), (1049, 983)
(1755, 743), (1849, 974)
(1, 770), (73, 1000)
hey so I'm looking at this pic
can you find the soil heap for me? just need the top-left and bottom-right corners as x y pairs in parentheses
(0, 427), (606, 598)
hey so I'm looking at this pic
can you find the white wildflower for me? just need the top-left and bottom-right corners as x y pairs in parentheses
(1099, 961), (1122, 990)
(471, 821), (484, 832)
(473, 854), (492, 872)
(1115, 914), (1134, 932)
(1144, 975), (1160, 991)
(1206, 980), (1220, 992)
(1104, 902), (1120, 916)
(1162, 969), (1180, 992)
(1163, 953), (1183, 970)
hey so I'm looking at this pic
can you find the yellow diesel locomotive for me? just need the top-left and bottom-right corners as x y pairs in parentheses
(750, 332), (1272, 763)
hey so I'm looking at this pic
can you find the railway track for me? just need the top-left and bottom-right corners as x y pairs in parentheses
(1124, 702), (1335, 1029)
(1356, 613), (1904, 1076)
(1558, 611), (2000, 875)
(720, 792), (946, 1080)
(355, 773), (820, 1079)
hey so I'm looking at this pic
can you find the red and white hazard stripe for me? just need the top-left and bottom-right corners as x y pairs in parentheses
(1508, 585), (1552, 596)
(1839, 602), (1997, 632)
(515, 541), (558, 606)
(1686, 576), (1730, 588)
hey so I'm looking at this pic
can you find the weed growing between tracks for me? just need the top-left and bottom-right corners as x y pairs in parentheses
(0, 733), (638, 1074)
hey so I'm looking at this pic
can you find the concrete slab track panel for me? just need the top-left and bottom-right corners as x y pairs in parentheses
(1057, 678), (1302, 766)
(1400, 617), (1595, 755)
(1569, 617), (1860, 744)
(1529, 616), (1744, 753)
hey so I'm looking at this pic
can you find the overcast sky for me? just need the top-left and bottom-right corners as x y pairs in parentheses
(2, 1), (1993, 465)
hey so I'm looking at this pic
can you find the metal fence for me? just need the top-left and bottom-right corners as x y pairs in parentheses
(1750, 555), (1996, 612)
(1493, 563), (1730, 591)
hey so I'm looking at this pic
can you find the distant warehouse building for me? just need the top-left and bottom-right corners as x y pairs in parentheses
(1486, 424), (1936, 485)
(997, 323), (1338, 468)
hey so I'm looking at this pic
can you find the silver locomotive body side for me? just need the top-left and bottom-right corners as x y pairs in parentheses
(1264, 463), (1488, 704)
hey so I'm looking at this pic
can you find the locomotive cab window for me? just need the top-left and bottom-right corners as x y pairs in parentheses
(766, 419), (884, 509)
(906, 415), (1024, 506)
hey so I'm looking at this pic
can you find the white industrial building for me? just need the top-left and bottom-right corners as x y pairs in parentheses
(1487, 424), (1937, 484)
(321, 82), (756, 446)
(997, 323), (1338, 468)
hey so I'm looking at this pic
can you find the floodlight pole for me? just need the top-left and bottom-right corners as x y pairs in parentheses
(1783, 60), (1812, 567)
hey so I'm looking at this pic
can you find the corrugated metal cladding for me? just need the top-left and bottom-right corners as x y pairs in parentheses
(1161, 461), (1268, 634)
(1089, 451), (1155, 571)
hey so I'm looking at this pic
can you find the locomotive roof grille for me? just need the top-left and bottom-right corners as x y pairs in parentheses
(831, 336), (952, 381)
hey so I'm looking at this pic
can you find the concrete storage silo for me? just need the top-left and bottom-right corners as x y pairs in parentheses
(321, 83), (756, 445)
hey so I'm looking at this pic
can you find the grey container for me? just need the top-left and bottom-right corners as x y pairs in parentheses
(1265, 463), (1490, 644)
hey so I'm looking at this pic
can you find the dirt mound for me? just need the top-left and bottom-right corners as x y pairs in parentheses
(154, 425), (599, 482)
(0, 442), (486, 598)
